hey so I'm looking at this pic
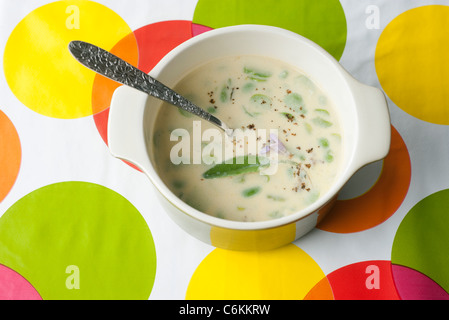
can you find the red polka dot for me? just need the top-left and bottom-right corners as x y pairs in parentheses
(327, 261), (400, 300)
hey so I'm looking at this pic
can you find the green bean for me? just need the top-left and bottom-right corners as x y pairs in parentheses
(304, 122), (313, 134)
(267, 195), (286, 202)
(207, 106), (217, 114)
(220, 78), (232, 103)
(306, 190), (320, 205)
(220, 85), (229, 103)
(172, 180), (185, 189)
(178, 108), (193, 117)
(233, 175), (246, 183)
(284, 92), (306, 114)
(216, 212), (225, 219)
(269, 210), (283, 219)
(279, 70), (289, 79)
(281, 112), (295, 121)
(295, 75), (315, 93)
(325, 149), (334, 163)
(242, 105), (260, 117)
(153, 130), (161, 147)
(312, 117), (333, 128)
(242, 82), (256, 93)
(315, 108), (330, 116)
(318, 138), (330, 148)
(244, 66), (272, 82)
(318, 95), (328, 106)
(331, 133), (341, 141)
(242, 186), (261, 198)
(250, 94), (272, 109)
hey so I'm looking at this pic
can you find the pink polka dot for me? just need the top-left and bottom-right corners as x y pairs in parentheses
(191, 23), (213, 36)
(0, 264), (41, 300)
(392, 265), (449, 300)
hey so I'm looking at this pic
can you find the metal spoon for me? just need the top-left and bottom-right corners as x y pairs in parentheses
(68, 40), (233, 135)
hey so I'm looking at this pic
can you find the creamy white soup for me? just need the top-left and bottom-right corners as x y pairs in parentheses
(153, 55), (342, 222)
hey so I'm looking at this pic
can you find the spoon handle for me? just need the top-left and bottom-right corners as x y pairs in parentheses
(68, 41), (230, 132)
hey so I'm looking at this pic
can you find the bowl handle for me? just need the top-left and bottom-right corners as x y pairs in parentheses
(349, 78), (391, 172)
(107, 85), (151, 172)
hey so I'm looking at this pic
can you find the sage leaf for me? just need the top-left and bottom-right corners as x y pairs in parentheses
(202, 155), (265, 179)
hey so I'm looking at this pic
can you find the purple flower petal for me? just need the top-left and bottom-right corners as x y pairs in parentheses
(269, 133), (288, 154)
(259, 145), (270, 155)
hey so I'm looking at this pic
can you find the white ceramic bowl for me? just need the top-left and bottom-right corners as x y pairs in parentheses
(108, 25), (391, 251)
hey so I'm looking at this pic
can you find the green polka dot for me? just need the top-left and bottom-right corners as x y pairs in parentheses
(0, 182), (156, 300)
(193, 0), (347, 60)
(392, 189), (449, 293)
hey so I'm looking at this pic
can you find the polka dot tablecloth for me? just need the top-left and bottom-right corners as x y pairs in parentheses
(0, 0), (448, 300)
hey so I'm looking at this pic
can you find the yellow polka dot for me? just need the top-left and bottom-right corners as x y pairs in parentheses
(375, 5), (449, 125)
(186, 245), (325, 300)
(4, 0), (136, 119)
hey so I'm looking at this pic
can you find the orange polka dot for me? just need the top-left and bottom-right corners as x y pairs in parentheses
(91, 32), (138, 116)
(318, 126), (410, 233)
(304, 276), (334, 300)
(0, 111), (21, 202)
